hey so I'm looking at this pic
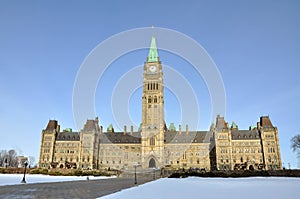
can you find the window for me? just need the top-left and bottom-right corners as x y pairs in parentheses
(150, 136), (155, 146)
(268, 156), (271, 162)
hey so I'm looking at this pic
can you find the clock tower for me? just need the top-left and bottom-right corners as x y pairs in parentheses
(141, 36), (165, 168)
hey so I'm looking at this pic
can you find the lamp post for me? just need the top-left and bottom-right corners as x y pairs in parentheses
(21, 161), (28, 183)
(133, 163), (139, 185)
(134, 165), (137, 184)
(153, 168), (155, 180)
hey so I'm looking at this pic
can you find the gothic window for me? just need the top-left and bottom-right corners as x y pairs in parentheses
(154, 96), (157, 103)
(268, 156), (271, 162)
(150, 136), (155, 146)
(241, 157), (243, 162)
(148, 83), (150, 90)
(148, 96), (152, 103)
(156, 83), (158, 90)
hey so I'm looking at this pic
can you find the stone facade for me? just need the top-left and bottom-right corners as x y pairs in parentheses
(212, 115), (282, 171)
(39, 37), (282, 171)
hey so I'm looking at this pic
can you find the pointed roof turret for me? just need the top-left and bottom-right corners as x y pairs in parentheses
(147, 36), (159, 62)
(107, 123), (114, 132)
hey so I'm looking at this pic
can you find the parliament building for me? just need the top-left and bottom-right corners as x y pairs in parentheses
(39, 37), (282, 171)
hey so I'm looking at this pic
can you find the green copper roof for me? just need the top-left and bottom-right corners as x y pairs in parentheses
(231, 122), (238, 129)
(107, 123), (114, 132)
(169, 123), (176, 131)
(249, 125), (256, 130)
(148, 36), (159, 62)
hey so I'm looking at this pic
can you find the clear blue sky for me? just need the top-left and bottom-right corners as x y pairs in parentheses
(0, 0), (299, 168)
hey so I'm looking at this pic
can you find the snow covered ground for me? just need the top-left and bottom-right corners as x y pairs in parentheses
(0, 174), (114, 186)
(100, 177), (300, 199)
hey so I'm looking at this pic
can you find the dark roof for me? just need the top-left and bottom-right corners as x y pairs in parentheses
(82, 119), (99, 131)
(46, 120), (58, 130)
(231, 130), (260, 140)
(99, 131), (212, 144)
(56, 132), (80, 141)
(260, 116), (273, 127)
(216, 115), (229, 130)
(100, 132), (141, 144)
(165, 131), (212, 144)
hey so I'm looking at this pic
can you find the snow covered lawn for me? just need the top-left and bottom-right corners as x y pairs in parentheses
(0, 174), (114, 186)
(100, 177), (300, 199)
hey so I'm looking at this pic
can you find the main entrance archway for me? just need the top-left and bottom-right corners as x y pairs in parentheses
(149, 158), (156, 168)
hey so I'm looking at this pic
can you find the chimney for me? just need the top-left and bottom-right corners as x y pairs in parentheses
(124, 125), (127, 135)
(130, 125), (133, 135)
(186, 124), (188, 135)
(179, 125), (182, 135)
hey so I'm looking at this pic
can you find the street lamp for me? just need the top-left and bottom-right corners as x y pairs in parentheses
(153, 168), (155, 180)
(21, 161), (28, 183)
(133, 163), (139, 185)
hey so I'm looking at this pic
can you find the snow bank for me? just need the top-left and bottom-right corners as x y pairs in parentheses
(0, 174), (114, 186)
(99, 177), (300, 199)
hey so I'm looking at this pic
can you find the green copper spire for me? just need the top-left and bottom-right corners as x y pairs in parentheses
(169, 123), (176, 132)
(147, 36), (159, 62)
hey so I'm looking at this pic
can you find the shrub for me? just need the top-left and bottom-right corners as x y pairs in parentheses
(40, 169), (48, 175)
(30, 169), (40, 174)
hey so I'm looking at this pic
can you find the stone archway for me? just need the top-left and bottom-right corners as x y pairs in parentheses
(149, 158), (156, 168)
(249, 165), (254, 171)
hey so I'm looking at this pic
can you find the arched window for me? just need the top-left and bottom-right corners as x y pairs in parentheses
(154, 96), (157, 103)
(148, 96), (152, 103)
(150, 136), (155, 146)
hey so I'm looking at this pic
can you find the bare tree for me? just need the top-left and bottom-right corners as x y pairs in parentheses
(28, 156), (35, 168)
(0, 149), (18, 167)
(0, 150), (8, 167)
(291, 134), (300, 168)
(291, 134), (300, 152)
(8, 149), (18, 167)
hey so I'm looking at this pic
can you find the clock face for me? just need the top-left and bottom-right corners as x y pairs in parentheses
(149, 65), (157, 72)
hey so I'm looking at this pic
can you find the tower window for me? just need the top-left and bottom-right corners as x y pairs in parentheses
(154, 96), (157, 103)
(150, 136), (155, 146)
(148, 97), (152, 103)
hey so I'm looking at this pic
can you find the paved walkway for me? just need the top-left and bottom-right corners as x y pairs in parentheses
(0, 177), (152, 199)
